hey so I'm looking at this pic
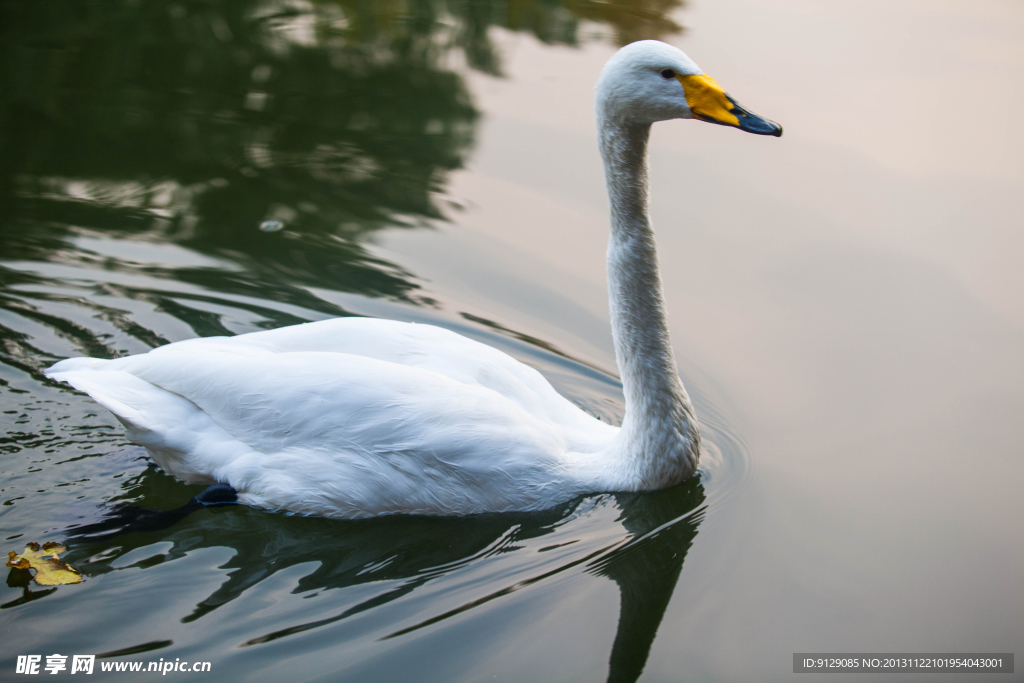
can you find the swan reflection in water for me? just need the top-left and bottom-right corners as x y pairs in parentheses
(51, 467), (704, 683)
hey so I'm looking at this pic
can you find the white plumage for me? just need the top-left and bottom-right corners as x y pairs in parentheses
(47, 41), (780, 518)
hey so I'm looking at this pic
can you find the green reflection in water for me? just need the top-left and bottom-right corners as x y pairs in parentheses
(0, 0), (683, 310)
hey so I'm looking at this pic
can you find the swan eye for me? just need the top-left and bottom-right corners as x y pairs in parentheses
(660, 69), (675, 79)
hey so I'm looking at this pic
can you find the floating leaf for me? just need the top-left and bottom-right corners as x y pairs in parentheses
(6, 542), (82, 585)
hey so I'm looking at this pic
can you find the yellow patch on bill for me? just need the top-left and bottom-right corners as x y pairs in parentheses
(677, 74), (739, 127)
(7, 542), (82, 585)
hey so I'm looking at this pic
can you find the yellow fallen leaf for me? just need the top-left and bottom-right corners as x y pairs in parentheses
(6, 542), (82, 585)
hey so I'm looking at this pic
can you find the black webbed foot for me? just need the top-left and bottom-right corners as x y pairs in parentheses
(192, 483), (238, 507)
(66, 484), (238, 542)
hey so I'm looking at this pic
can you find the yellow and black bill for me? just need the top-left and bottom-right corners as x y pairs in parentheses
(678, 73), (783, 137)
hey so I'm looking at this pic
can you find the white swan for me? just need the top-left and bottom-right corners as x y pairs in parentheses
(47, 41), (781, 518)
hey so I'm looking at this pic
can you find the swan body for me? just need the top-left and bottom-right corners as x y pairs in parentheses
(49, 319), (620, 517)
(47, 41), (780, 518)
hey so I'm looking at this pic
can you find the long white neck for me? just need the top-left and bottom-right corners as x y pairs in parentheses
(598, 116), (699, 488)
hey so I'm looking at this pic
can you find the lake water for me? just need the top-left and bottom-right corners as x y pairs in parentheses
(1, 1), (1022, 681)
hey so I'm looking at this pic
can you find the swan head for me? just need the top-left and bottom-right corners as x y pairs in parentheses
(596, 40), (782, 136)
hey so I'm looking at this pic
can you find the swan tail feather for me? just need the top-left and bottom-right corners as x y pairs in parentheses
(46, 366), (247, 485)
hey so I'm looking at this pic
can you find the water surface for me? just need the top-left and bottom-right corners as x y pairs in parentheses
(2, 0), (1022, 681)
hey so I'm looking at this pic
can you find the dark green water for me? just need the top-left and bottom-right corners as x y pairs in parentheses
(0, 2), (749, 681)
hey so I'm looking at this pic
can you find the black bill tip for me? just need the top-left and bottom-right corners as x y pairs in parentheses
(727, 95), (783, 137)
